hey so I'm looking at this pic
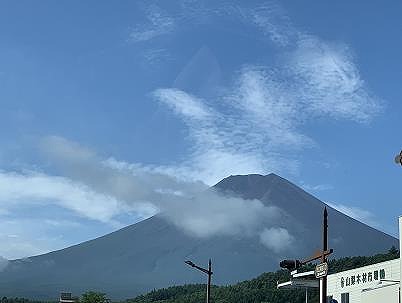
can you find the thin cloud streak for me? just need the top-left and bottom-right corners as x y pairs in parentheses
(0, 171), (147, 226)
(301, 183), (334, 192)
(327, 202), (380, 229)
(128, 4), (175, 42)
(246, 2), (299, 47)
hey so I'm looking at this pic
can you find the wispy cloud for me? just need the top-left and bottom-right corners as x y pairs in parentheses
(245, 2), (299, 47)
(128, 2), (293, 45)
(288, 36), (383, 122)
(146, 1), (383, 186)
(155, 88), (213, 121)
(128, 5), (175, 42)
(152, 54), (382, 185)
(326, 202), (379, 228)
(0, 171), (136, 225)
(243, 5), (383, 122)
(301, 182), (334, 192)
(153, 87), (296, 185)
(128, 0), (384, 124)
(0, 218), (64, 260)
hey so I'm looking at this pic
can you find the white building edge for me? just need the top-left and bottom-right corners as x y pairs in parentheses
(278, 216), (402, 303)
(327, 256), (400, 302)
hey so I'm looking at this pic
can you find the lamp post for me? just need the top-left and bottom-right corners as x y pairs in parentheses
(185, 259), (213, 303)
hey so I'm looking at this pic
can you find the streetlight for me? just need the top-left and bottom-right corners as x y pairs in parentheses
(395, 150), (402, 166)
(185, 259), (213, 303)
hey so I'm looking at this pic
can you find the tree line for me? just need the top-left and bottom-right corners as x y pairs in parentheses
(126, 246), (399, 303)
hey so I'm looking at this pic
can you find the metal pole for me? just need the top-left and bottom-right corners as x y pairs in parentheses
(319, 279), (323, 303)
(207, 259), (211, 303)
(305, 287), (308, 303)
(399, 216), (402, 303)
(321, 207), (328, 303)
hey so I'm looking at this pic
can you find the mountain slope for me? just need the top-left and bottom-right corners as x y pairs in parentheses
(215, 174), (396, 258)
(0, 174), (397, 300)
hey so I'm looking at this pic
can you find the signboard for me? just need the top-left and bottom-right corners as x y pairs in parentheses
(315, 262), (328, 279)
(60, 293), (72, 301)
(340, 268), (385, 288)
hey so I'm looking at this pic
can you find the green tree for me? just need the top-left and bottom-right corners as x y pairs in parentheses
(80, 292), (108, 303)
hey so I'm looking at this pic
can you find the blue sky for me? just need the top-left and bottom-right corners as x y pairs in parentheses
(1, 0), (402, 259)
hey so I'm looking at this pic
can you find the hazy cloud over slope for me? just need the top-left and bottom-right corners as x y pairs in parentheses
(38, 136), (289, 247)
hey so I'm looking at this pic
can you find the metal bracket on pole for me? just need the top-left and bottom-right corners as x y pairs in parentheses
(185, 259), (213, 303)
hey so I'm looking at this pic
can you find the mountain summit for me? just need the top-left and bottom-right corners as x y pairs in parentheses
(0, 174), (397, 299)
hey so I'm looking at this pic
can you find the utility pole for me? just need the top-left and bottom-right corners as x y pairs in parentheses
(280, 207), (332, 303)
(185, 259), (213, 303)
(320, 207), (328, 303)
(206, 259), (211, 303)
(399, 216), (402, 303)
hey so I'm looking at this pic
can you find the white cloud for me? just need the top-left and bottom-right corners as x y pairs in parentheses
(158, 190), (281, 238)
(41, 135), (94, 164)
(147, 1), (383, 186)
(228, 66), (312, 148)
(326, 202), (379, 228)
(0, 218), (70, 259)
(0, 170), (128, 224)
(259, 227), (294, 253)
(154, 88), (213, 121)
(130, 3), (384, 128)
(301, 183), (334, 192)
(246, 2), (299, 47)
(288, 36), (383, 122)
(0, 237), (46, 260)
(128, 2), (290, 46)
(129, 5), (175, 42)
(152, 87), (296, 185)
(0, 150), (163, 259)
(0, 164), (158, 258)
(43, 219), (82, 228)
(152, 52), (381, 185)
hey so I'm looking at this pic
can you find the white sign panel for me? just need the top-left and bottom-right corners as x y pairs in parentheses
(315, 262), (328, 279)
